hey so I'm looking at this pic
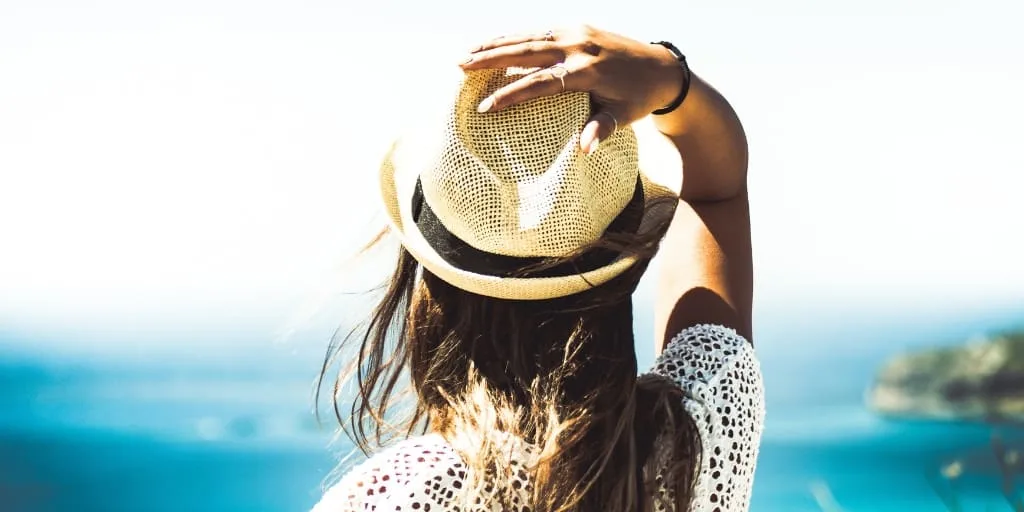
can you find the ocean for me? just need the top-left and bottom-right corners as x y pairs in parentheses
(2, 301), (1023, 512)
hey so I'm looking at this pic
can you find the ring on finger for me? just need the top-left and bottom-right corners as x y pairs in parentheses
(549, 63), (569, 92)
(544, 30), (555, 41)
(598, 111), (619, 133)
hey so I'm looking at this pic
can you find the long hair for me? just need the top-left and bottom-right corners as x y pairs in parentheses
(317, 197), (701, 511)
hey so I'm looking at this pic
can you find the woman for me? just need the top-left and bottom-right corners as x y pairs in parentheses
(314, 25), (763, 512)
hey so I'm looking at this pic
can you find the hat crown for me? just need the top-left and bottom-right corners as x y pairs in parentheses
(419, 68), (640, 258)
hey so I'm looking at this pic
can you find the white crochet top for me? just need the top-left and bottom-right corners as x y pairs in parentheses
(313, 324), (765, 511)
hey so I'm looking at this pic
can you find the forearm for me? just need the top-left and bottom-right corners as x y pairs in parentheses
(651, 70), (749, 201)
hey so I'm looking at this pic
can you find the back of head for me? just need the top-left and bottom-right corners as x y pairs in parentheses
(320, 67), (699, 512)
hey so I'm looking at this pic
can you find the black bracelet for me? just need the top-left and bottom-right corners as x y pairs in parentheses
(651, 41), (692, 116)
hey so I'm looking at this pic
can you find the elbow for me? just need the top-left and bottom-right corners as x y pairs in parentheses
(677, 122), (749, 203)
(678, 158), (749, 203)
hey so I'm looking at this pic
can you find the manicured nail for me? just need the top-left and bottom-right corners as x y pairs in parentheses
(586, 138), (600, 155)
(460, 55), (474, 66)
(477, 97), (494, 113)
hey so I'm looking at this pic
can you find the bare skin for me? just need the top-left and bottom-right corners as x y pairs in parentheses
(461, 25), (752, 351)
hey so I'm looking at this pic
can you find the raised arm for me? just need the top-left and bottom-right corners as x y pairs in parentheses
(649, 69), (753, 352)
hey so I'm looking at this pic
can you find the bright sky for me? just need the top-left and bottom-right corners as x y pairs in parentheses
(1, 0), (1022, 347)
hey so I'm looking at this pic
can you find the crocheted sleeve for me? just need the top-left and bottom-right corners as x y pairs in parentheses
(646, 324), (766, 512)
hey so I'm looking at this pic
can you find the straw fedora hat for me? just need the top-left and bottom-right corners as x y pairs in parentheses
(379, 67), (683, 300)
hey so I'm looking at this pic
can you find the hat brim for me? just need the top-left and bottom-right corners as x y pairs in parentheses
(379, 116), (683, 301)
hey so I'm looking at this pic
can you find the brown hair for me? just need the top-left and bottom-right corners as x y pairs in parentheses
(317, 200), (701, 511)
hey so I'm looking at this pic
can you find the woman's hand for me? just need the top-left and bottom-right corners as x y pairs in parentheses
(460, 26), (685, 154)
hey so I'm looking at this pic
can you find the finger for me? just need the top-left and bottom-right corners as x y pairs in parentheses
(471, 30), (558, 53)
(477, 65), (579, 113)
(461, 41), (563, 70)
(580, 109), (624, 155)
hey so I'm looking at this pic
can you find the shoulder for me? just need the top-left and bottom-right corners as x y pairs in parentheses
(312, 434), (468, 512)
(647, 324), (765, 511)
(647, 323), (759, 391)
(645, 323), (764, 445)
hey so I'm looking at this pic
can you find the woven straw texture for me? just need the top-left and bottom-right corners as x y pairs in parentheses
(425, 68), (639, 257)
(378, 67), (683, 300)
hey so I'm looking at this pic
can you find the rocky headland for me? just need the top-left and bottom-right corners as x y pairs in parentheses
(867, 331), (1024, 423)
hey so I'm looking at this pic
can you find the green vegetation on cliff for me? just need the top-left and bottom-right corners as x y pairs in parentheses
(868, 331), (1024, 422)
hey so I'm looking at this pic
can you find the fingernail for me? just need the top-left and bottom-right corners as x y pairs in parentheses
(477, 97), (494, 113)
(586, 138), (600, 155)
(460, 55), (474, 66)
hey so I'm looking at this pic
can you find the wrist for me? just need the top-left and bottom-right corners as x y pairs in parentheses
(648, 43), (687, 113)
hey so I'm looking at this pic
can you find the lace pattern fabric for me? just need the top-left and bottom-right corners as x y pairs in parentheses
(313, 324), (765, 512)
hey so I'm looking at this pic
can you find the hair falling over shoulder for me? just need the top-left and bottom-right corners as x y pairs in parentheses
(317, 207), (701, 512)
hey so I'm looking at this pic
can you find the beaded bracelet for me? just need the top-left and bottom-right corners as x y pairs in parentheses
(651, 41), (692, 116)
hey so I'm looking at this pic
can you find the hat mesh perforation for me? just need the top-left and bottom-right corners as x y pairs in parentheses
(419, 68), (640, 258)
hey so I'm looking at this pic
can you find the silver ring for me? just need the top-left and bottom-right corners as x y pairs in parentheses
(598, 111), (618, 133)
(549, 63), (568, 92)
(544, 30), (555, 41)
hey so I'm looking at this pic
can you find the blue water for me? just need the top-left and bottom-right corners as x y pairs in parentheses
(2, 300), (1024, 511)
